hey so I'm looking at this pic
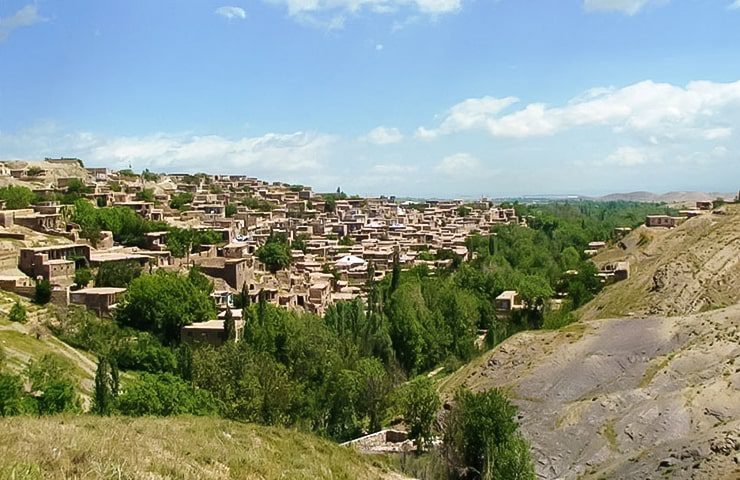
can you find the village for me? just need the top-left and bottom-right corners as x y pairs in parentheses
(0, 158), (526, 341)
(0, 158), (720, 347)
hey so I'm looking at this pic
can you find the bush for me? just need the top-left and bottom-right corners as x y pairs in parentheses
(25, 354), (80, 415)
(73, 268), (93, 289)
(115, 373), (216, 416)
(115, 270), (216, 344)
(0, 185), (35, 209)
(34, 280), (52, 305)
(95, 260), (142, 288)
(0, 372), (25, 416)
(444, 388), (535, 480)
(8, 301), (27, 323)
(397, 377), (440, 452)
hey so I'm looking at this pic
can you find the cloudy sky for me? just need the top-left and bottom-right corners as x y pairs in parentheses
(1, 0), (739, 197)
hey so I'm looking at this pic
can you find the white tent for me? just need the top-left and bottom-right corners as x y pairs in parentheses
(335, 255), (367, 267)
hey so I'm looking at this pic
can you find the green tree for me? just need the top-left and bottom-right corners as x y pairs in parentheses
(73, 268), (93, 289)
(135, 188), (155, 202)
(8, 301), (27, 323)
(390, 251), (401, 293)
(223, 307), (236, 342)
(456, 205), (471, 217)
(0, 185), (35, 209)
(355, 357), (391, 433)
(141, 169), (159, 182)
(169, 192), (194, 210)
(26, 354), (79, 415)
(225, 203), (237, 217)
(291, 233), (309, 253)
(115, 270), (216, 344)
(398, 377), (440, 453)
(34, 279), (52, 305)
(444, 388), (535, 480)
(115, 372), (216, 416)
(92, 356), (115, 415)
(95, 260), (142, 288)
(0, 372), (25, 416)
(234, 282), (250, 310)
(256, 234), (292, 273)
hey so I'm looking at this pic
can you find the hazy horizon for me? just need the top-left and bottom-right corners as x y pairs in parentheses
(1, 0), (739, 197)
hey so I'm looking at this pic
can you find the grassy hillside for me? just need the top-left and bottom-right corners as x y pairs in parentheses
(0, 415), (409, 480)
(0, 293), (96, 398)
(578, 204), (740, 320)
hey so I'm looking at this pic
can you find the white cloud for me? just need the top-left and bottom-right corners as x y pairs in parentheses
(419, 80), (740, 141)
(215, 6), (247, 20)
(583, 0), (666, 15)
(434, 153), (480, 176)
(264, 0), (461, 28)
(600, 146), (652, 167)
(371, 163), (417, 174)
(0, 5), (45, 42)
(375, 43), (384, 51)
(729, 0), (740, 10)
(0, 128), (335, 180)
(360, 126), (403, 145)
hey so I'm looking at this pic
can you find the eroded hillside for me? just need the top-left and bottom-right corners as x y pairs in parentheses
(439, 304), (740, 479)
(579, 204), (740, 320)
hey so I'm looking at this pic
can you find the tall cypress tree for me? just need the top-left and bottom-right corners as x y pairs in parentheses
(239, 282), (250, 309)
(92, 357), (113, 415)
(223, 307), (236, 342)
(390, 251), (401, 293)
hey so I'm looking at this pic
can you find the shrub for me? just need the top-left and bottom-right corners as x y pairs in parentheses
(34, 280), (52, 305)
(8, 301), (27, 323)
(73, 268), (93, 289)
(0, 185), (35, 209)
(115, 373), (216, 416)
(444, 388), (535, 480)
(25, 354), (80, 415)
(397, 377), (440, 453)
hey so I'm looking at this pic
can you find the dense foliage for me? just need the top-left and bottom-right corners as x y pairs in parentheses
(256, 232), (292, 273)
(0, 185), (35, 209)
(72, 200), (169, 247)
(444, 388), (535, 480)
(95, 260), (143, 288)
(115, 269), (216, 344)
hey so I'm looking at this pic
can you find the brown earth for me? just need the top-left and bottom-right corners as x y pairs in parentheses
(579, 204), (740, 321)
(439, 306), (740, 479)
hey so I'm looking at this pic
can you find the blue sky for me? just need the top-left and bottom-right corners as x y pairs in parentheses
(1, 0), (739, 197)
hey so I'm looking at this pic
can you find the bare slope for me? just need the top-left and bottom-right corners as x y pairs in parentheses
(0, 415), (409, 480)
(579, 204), (740, 321)
(439, 305), (740, 479)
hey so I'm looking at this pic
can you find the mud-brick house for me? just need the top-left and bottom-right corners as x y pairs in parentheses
(495, 290), (524, 313)
(645, 215), (685, 228)
(180, 318), (244, 346)
(19, 244), (91, 283)
(69, 287), (126, 316)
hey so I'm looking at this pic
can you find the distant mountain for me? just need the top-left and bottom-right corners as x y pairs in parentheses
(595, 191), (735, 204)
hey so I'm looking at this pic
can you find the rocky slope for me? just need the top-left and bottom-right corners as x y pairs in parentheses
(579, 204), (740, 321)
(439, 305), (740, 479)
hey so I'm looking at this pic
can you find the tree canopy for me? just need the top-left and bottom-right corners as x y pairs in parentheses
(115, 270), (216, 344)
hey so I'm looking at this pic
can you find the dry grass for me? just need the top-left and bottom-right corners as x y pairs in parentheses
(0, 415), (408, 480)
(579, 205), (740, 321)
